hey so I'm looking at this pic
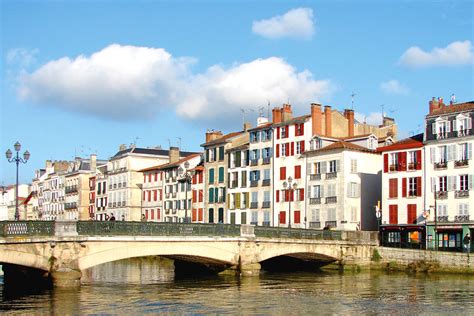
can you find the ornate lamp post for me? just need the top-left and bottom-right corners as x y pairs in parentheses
(282, 176), (297, 228)
(5, 141), (30, 220)
(178, 161), (193, 223)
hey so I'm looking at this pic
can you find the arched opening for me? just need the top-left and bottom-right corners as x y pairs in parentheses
(1, 263), (52, 297)
(260, 253), (337, 272)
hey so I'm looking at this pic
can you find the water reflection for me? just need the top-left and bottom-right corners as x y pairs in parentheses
(1, 257), (473, 314)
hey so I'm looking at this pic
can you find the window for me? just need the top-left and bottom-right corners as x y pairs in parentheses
(296, 142), (301, 154)
(281, 126), (288, 138)
(327, 208), (336, 221)
(439, 176), (447, 192)
(294, 165), (301, 179)
(327, 183), (336, 197)
(351, 207), (357, 222)
(437, 204), (447, 216)
(348, 182), (359, 198)
(280, 167), (286, 180)
(218, 146), (224, 161)
(389, 179), (398, 198)
(459, 174), (468, 191)
(310, 209), (320, 222)
(458, 203), (469, 216)
(218, 167), (224, 183)
(312, 185), (322, 198)
(389, 205), (398, 224)
(263, 169), (270, 180)
(389, 153), (398, 171)
(281, 143), (287, 156)
(459, 143), (472, 161)
(312, 138), (322, 150)
(438, 146), (447, 163)
(407, 204), (417, 224)
(264, 191), (270, 202)
(328, 160), (338, 173)
(408, 177), (417, 197)
(350, 159), (357, 173)
(251, 211), (258, 224)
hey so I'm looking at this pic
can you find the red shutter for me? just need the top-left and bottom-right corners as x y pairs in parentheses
(154, 172), (158, 181)
(192, 174), (197, 184)
(300, 140), (305, 153)
(148, 191), (151, 202)
(154, 190), (157, 201)
(160, 189), (163, 200)
(192, 209), (197, 222)
(277, 127), (281, 139)
(279, 211), (286, 224)
(399, 152), (407, 171)
(416, 150), (422, 170)
(416, 177), (422, 197)
(192, 190), (197, 203)
(276, 190), (280, 202)
(295, 165), (301, 179)
(280, 167), (286, 180)
(199, 172), (203, 183)
(291, 142), (294, 156)
(199, 189), (203, 202)
(143, 191), (146, 201)
(276, 144), (280, 158)
(389, 178), (398, 198)
(407, 204), (417, 224)
(148, 174), (152, 182)
(389, 205), (398, 224)
(402, 178), (407, 197)
(285, 143), (289, 156)
(300, 123), (304, 136)
(299, 188), (304, 201)
(198, 208), (203, 221)
(384, 154), (388, 173)
(144, 174), (147, 183)
(294, 211), (301, 224)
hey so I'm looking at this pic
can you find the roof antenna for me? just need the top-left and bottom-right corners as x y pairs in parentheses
(177, 137), (182, 150)
(450, 93), (456, 104)
(167, 138), (172, 148)
(351, 92), (356, 110)
(258, 106), (265, 118)
(267, 100), (270, 118)
(380, 104), (385, 120)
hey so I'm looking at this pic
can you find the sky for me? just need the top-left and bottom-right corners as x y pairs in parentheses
(1, 0), (473, 184)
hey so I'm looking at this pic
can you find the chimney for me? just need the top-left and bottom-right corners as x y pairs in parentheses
(243, 122), (252, 131)
(281, 104), (293, 122)
(429, 97), (440, 114)
(272, 107), (282, 123)
(90, 154), (97, 172)
(383, 116), (395, 127)
(119, 144), (127, 151)
(324, 106), (332, 137)
(311, 103), (323, 135)
(45, 160), (52, 171)
(344, 109), (355, 137)
(169, 147), (180, 163)
(205, 130), (223, 143)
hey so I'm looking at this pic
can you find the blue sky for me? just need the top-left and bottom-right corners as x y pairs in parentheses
(1, 0), (473, 184)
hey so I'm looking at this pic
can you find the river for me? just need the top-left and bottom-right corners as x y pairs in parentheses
(0, 258), (473, 314)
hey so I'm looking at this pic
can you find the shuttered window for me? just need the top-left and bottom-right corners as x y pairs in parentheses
(407, 204), (417, 224)
(389, 205), (398, 224)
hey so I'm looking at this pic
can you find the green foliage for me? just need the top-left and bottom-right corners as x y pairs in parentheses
(371, 248), (382, 262)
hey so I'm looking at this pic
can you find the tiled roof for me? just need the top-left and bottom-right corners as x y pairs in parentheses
(201, 131), (245, 147)
(248, 122), (273, 131)
(377, 133), (423, 152)
(427, 101), (474, 117)
(273, 115), (311, 127)
(139, 153), (201, 172)
(306, 141), (378, 155)
(111, 147), (198, 159)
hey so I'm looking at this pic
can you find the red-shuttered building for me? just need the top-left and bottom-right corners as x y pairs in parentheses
(378, 133), (426, 248)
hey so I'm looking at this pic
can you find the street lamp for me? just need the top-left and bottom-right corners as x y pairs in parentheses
(5, 141), (30, 220)
(178, 161), (193, 223)
(282, 176), (298, 228)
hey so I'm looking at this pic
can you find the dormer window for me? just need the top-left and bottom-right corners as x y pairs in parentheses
(453, 114), (472, 137)
(432, 117), (450, 139)
(367, 136), (378, 150)
(311, 138), (322, 150)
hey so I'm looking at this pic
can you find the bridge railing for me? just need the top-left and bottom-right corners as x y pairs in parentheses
(254, 226), (343, 240)
(76, 221), (241, 237)
(0, 221), (55, 237)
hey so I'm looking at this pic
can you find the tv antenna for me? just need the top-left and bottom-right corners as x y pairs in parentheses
(351, 92), (356, 110)
(258, 106), (265, 118)
(380, 104), (385, 119)
(177, 137), (182, 150)
(240, 108), (254, 126)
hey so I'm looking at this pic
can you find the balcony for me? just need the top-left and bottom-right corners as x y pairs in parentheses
(457, 129), (470, 137)
(250, 181), (259, 187)
(262, 157), (271, 165)
(262, 201), (270, 208)
(389, 165), (398, 172)
(454, 215), (470, 222)
(324, 221), (337, 228)
(436, 132), (447, 140)
(326, 172), (337, 179)
(250, 202), (258, 209)
(250, 159), (259, 166)
(262, 179), (270, 186)
(65, 186), (78, 194)
(436, 191), (448, 199)
(434, 161), (447, 170)
(309, 221), (321, 229)
(325, 196), (337, 204)
(437, 216), (449, 223)
(454, 160), (469, 168)
(455, 190), (469, 198)
(407, 162), (419, 171)
(310, 174), (321, 181)
(309, 198), (321, 205)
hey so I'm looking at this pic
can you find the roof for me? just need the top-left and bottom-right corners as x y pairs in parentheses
(306, 141), (378, 155)
(273, 115), (311, 127)
(226, 142), (249, 153)
(248, 122), (273, 131)
(139, 153), (201, 172)
(111, 147), (198, 159)
(341, 133), (375, 141)
(201, 131), (245, 147)
(377, 133), (424, 152)
(427, 101), (474, 117)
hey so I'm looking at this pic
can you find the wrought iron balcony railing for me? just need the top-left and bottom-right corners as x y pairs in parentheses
(434, 161), (447, 170)
(310, 174), (321, 181)
(262, 179), (270, 186)
(455, 190), (469, 198)
(262, 201), (270, 208)
(250, 202), (258, 209)
(436, 191), (448, 199)
(325, 196), (337, 204)
(454, 160), (469, 168)
(326, 172), (337, 179)
(309, 198), (321, 205)
(454, 215), (470, 222)
(309, 221), (321, 229)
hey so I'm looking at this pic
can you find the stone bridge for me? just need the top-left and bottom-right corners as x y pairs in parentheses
(0, 221), (378, 287)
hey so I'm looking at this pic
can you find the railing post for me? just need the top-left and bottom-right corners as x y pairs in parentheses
(54, 219), (78, 237)
(240, 225), (255, 238)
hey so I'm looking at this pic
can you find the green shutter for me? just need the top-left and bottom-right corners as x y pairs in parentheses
(209, 168), (214, 184)
(209, 188), (214, 203)
(219, 146), (224, 161)
(218, 167), (224, 183)
(214, 187), (219, 202)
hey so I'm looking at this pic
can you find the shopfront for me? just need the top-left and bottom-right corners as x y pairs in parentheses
(380, 225), (425, 249)
(426, 224), (472, 252)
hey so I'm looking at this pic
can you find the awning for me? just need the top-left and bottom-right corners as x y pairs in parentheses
(436, 228), (463, 232)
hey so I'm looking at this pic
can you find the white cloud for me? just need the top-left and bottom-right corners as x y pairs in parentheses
(399, 40), (474, 67)
(380, 80), (409, 95)
(18, 44), (332, 122)
(6, 48), (39, 69)
(354, 112), (384, 126)
(252, 8), (315, 40)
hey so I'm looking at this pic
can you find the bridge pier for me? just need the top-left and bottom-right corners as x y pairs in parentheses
(50, 269), (82, 287)
(239, 262), (261, 276)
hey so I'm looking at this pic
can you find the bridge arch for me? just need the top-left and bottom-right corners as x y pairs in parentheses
(255, 242), (341, 264)
(0, 247), (51, 272)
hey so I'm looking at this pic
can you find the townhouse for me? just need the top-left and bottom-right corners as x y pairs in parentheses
(378, 134), (425, 248)
(424, 98), (473, 252)
(191, 165), (205, 223)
